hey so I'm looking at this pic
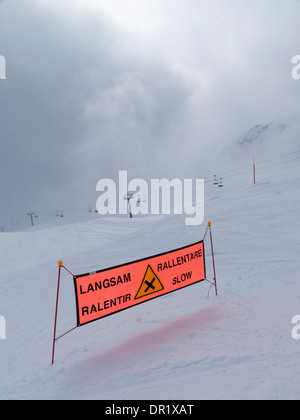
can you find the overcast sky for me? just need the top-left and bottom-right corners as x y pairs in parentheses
(1, 0), (300, 226)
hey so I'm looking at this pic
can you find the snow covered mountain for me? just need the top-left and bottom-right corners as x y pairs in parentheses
(237, 115), (300, 148)
(0, 115), (300, 400)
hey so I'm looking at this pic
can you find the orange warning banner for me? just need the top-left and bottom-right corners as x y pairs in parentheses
(73, 241), (206, 326)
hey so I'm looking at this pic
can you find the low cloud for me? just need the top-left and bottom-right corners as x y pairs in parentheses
(1, 0), (300, 225)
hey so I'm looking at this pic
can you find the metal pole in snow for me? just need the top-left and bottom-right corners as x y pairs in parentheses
(52, 261), (63, 365)
(208, 222), (218, 296)
(253, 157), (256, 185)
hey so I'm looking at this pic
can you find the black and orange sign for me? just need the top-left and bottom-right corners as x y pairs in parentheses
(134, 265), (165, 300)
(73, 240), (206, 326)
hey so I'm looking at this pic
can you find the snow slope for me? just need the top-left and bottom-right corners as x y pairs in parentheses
(0, 116), (300, 400)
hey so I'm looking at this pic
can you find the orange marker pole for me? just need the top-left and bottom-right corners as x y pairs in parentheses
(208, 222), (217, 296)
(253, 157), (256, 185)
(52, 261), (63, 365)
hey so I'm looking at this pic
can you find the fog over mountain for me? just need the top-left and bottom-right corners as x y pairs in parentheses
(1, 0), (300, 226)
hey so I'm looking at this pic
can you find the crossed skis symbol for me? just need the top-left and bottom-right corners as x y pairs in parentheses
(144, 278), (156, 293)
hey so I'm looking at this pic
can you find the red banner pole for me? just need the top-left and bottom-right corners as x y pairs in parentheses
(208, 222), (218, 296)
(253, 157), (256, 185)
(52, 261), (63, 365)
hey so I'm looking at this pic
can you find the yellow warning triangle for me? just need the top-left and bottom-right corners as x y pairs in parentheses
(134, 264), (165, 300)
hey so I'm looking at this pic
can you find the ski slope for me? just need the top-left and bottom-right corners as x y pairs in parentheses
(0, 116), (300, 400)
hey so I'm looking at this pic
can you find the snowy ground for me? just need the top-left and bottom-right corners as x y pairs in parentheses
(0, 117), (300, 400)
